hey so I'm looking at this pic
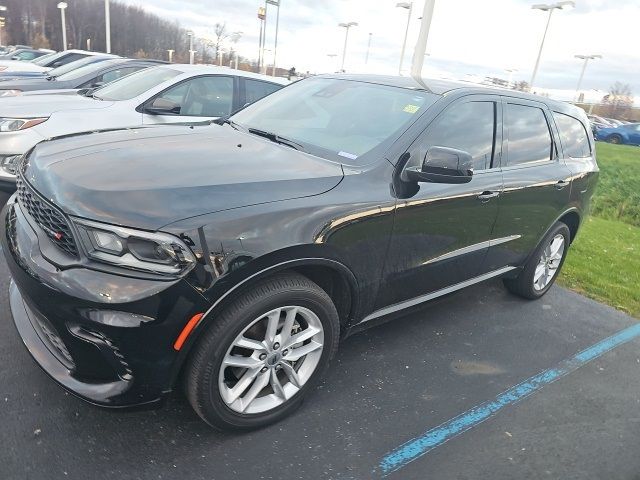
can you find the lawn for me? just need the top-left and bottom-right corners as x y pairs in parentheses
(558, 142), (640, 317)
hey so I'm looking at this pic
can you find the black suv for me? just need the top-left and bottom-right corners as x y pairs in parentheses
(2, 75), (598, 430)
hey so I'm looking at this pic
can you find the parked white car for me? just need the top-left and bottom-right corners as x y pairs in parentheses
(0, 49), (115, 74)
(0, 64), (288, 197)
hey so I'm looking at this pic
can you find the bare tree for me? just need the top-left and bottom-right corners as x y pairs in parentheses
(602, 82), (634, 119)
(212, 22), (230, 63)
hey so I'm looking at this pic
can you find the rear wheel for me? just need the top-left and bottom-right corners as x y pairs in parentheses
(503, 222), (570, 300)
(184, 272), (339, 430)
(607, 134), (623, 144)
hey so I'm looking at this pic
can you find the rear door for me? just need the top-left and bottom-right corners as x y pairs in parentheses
(484, 98), (572, 271)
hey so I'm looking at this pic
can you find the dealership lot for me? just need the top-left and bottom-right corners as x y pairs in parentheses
(1, 253), (639, 480)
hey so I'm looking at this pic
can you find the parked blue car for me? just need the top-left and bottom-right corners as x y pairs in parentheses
(595, 123), (640, 145)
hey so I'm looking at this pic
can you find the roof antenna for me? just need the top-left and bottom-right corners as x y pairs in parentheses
(410, 0), (436, 89)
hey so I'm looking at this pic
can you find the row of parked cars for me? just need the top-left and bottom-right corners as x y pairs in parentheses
(0, 48), (289, 203)
(1, 47), (599, 430)
(587, 114), (640, 145)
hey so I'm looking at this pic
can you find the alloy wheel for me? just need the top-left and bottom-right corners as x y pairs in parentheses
(533, 233), (565, 291)
(218, 305), (324, 414)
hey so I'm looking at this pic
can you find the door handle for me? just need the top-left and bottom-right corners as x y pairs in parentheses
(555, 180), (570, 190)
(477, 191), (500, 202)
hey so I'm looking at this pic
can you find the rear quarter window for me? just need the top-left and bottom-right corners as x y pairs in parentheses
(553, 112), (591, 158)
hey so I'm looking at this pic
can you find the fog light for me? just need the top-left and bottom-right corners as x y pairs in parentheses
(85, 310), (154, 327)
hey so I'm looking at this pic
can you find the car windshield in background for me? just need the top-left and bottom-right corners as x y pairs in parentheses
(49, 57), (107, 78)
(31, 51), (64, 66)
(231, 77), (437, 164)
(55, 60), (113, 81)
(92, 66), (180, 100)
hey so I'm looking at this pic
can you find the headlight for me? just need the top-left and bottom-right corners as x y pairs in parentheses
(0, 89), (22, 97)
(0, 117), (48, 132)
(74, 219), (196, 276)
(0, 154), (21, 176)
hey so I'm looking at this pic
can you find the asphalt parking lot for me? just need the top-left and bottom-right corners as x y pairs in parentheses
(1, 254), (640, 480)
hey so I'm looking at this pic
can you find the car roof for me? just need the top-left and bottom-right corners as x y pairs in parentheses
(163, 64), (289, 85)
(319, 73), (577, 114)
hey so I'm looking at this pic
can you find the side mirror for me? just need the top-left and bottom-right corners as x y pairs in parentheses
(51, 61), (63, 68)
(143, 97), (181, 115)
(405, 146), (473, 184)
(92, 81), (105, 88)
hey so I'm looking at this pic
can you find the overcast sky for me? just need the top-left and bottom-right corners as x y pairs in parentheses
(120, 0), (639, 103)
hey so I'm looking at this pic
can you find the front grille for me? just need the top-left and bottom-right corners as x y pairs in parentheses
(16, 176), (78, 257)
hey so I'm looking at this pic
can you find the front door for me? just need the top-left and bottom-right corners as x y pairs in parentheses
(142, 75), (236, 124)
(376, 95), (503, 310)
(483, 98), (573, 271)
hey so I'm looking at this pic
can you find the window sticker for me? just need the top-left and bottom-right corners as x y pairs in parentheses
(403, 104), (420, 114)
(338, 151), (358, 160)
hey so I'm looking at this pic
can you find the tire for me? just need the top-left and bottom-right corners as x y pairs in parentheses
(503, 222), (571, 300)
(607, 134), (622, 144)
(184, 272), (340, 431)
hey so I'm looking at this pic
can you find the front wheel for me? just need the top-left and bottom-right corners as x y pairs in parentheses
(184, 272), (340, 430)
(607, 134), (623, 144)
(503, 222), (570, 300)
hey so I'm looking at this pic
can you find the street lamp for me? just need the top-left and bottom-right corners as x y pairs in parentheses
(267, 0), (280, 76)
(187, 30), (194, 64)
(0, 6), (6, 48)
(57, 2), (68, 51)
(104, 0), (111, 53)
(574, 54), (601, 100)
(505, 68), (518, 87)
(365, 32), (372, 64)
(396, 2), (413, 75)
(338, 21), (358, 72)
(529, 1), (575, 88)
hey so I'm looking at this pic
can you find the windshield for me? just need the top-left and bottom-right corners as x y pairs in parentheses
(49, 56), (110, 78)
(93, 66), (180, 101)
(231, 77), (438, 165)
(32, 51), (65, 66)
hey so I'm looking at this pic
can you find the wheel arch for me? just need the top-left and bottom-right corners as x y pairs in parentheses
(169, 256), (360, 385)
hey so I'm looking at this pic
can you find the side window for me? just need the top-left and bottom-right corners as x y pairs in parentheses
(244, 79), (282, 105)
(421, 101), (496, 170)
(157, 76), (234, 117)
(505, 103), (553, 166)
(17, 52), (38, 60)
(100, 66), (143, 84)
(553, 112), (591, 158)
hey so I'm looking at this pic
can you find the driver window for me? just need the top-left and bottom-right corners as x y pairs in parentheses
(158, 76), (234, 117)
(417, 101), (497, 171)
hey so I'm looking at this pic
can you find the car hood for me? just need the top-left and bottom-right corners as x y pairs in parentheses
(23, 125), (344, 230)
(0, 94), (114, 117)
(0, 60), (49, 73)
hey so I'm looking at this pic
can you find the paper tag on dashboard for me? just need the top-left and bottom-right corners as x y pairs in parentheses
(338, 151), (358, 160)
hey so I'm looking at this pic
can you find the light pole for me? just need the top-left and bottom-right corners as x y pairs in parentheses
(257, 6), (266, 72)
(0, 6), (6, 48)
(268, 0), (281, 76)
(167, 49), (174, 63)
(505, 68), (518, 87)
(574, 54), (601, 100)
(57, 2), (68, 51)
(230, 31), (242, 70)
(396, 2), (413, 75)
(187, 31), (194, 64)
(365, 32), (372, 64)
(327, 53), (338, 72)
(410, 0), (435, 81)
(104, 0), (111, 53)
(529, 1), (575, 88)
(338, 21), (358, 72)
(260, 0), (269, 74)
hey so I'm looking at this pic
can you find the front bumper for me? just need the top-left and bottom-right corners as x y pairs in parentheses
(2, 198), (209, 408)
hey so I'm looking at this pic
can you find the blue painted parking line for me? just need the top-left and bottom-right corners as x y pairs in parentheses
(376, 322), (640, 477)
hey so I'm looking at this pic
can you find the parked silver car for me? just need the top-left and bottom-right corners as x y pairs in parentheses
(0, 64), (288, 201)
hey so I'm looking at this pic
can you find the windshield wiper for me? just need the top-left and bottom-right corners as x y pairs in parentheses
(247, 128), (305, 151)
(214, 117), (240, 130)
